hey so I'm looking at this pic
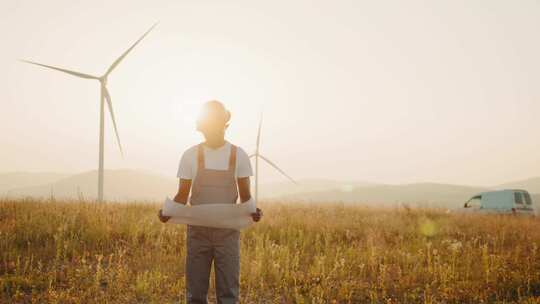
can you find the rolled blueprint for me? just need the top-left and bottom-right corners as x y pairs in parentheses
(162, 197), (257, 230)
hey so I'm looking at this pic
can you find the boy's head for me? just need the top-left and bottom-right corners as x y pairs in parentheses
(196, 100), (231, 136)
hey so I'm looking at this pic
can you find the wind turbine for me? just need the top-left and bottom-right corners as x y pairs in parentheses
(21, 23), (157, 202)
(250, 113), (297, 202)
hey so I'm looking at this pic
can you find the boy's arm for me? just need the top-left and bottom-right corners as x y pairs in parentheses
(158, 178), (191, 223)
(174, 178), (192, 204)
(238, 176), (262, 222)
(237, 177), (251, 203)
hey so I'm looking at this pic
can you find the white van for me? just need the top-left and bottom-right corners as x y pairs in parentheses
(463, 189), (535, 215)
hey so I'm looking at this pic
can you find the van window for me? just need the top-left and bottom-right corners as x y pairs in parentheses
(514, 192), (524, 205)
(523, 192), (532, 205)
(466, 196), (481, 208)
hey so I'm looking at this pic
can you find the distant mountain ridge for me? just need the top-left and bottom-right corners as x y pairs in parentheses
(496, 177), (540, 194)
(259, 179), (374, 199)
(1, 170), (540, 207)
(279, 182), (490, 208)
(4, 169), (177, 202)
(0, 172), (70, 192)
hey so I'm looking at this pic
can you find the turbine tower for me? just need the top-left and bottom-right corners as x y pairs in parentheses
(21, 23), (157, 202)
(250, 113), (297, 202)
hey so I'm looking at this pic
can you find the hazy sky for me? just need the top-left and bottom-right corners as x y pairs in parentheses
(1, 0), (540, 186)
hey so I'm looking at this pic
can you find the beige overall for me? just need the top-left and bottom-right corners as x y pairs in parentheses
(186, 143), (240, 304)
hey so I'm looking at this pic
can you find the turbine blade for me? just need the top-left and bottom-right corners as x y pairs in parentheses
(103, 86), (124, 157)
(20, 60), (98, 79)
(259, 154), (297, 184)
(105, 23), (158, 76)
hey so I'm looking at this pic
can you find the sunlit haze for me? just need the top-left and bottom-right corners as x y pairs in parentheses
(2, 0), (540, 186)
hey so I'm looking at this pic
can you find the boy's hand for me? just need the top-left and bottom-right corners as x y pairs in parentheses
(158, 209), (171, 223)
(251, 208), (263, 222)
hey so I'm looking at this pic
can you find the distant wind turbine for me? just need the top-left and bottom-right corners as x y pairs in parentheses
(250, 113), (297, 202)
(21, 23), (157, 202)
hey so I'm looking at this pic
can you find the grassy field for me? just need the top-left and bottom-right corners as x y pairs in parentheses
(1, 198), (540, 303)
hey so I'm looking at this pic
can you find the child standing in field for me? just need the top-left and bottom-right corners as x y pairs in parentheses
(158, 100), (262, 304)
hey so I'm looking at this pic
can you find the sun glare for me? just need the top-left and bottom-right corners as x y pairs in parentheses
(177, 99), (204, 128)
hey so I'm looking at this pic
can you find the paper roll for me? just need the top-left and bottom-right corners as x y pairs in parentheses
(162, 197), (257, 230)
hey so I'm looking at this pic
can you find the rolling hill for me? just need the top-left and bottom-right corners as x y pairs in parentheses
(278, 183), (489, 208)
(2, 170), (539, 207)
(258, 179), (373, 198)
(4, 170), (177, 201)
(496, 177), (540, 194)
(0, 172), (70, 193)
(1, 171), (374, 202)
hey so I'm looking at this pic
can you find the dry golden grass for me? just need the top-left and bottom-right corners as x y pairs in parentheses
(1, 198), (540, 303)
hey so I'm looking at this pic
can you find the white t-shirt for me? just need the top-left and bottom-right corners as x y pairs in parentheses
(177, 141), (253, 180)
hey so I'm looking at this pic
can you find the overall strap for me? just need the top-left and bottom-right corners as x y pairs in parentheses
(197, 143), (205, 170)
(228, 145), (237, 172)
